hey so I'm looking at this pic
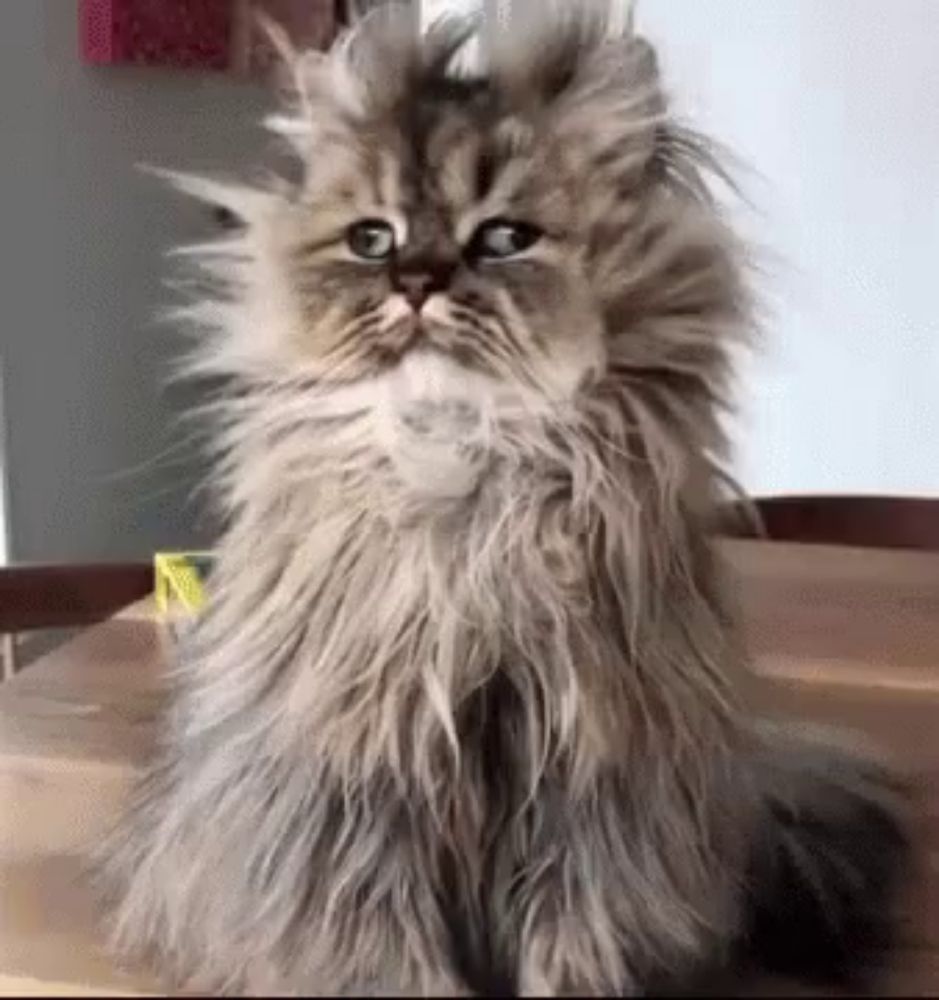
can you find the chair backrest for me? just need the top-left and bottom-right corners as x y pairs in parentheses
(723, 495), (939, 552)
(0, 563), (153, 633)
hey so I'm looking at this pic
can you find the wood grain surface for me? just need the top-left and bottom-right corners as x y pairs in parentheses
(1, 540), (937, 995)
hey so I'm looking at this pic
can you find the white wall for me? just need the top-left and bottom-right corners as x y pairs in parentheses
(638, 0), (939, 497)
(0, 2), (268, 562)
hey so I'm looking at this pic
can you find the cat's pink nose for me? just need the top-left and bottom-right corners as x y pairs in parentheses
(398, 272), (436, 312)
(393, 258), (457, 312)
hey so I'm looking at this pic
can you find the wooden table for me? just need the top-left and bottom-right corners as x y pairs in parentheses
(2, 540), (938, 996)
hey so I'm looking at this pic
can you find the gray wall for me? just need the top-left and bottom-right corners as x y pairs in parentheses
(0, 2), (268, 562)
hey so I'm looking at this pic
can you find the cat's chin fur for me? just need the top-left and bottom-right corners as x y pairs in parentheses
(375, 340), (599, 501)
(96, 8), (911, 997)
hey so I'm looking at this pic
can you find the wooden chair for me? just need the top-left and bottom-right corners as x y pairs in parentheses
(0, 562), (153, 680)
(723, 495), (939, 552)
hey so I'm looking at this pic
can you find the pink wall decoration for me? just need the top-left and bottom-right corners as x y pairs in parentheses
(80, 0), (337, 74)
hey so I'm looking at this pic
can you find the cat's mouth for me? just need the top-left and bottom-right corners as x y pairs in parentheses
(379, 316), (474, 370)
(396, 317), (427, 355)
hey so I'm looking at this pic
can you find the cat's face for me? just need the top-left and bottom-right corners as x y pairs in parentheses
(276, 76), (616, 400)
(240, 13), (678, 407)
(276, 92), (605, 400)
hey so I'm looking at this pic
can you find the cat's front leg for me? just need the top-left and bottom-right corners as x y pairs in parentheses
(101, 749), (473, 996)
(233, 790), (476, 996)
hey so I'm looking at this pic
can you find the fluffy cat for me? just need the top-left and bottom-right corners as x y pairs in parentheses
(98, 7), (909, 995)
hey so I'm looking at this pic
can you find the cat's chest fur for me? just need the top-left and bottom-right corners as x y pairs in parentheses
(375, 350), (494, 500)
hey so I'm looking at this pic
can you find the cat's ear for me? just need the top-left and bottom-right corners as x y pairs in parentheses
(549, 33), (665, 186)
(494, 18), (666, 185)
(262, 5), (473, 154)
(259, 17), (368, 153)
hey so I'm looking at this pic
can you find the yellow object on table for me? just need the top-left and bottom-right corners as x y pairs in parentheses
(153, 553), (213, 618)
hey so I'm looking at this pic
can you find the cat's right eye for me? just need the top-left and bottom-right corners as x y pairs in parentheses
(347, 219), (396, 261)
(467, 219), (543, 260)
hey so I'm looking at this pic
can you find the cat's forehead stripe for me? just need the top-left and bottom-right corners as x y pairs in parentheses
(358, 99), (533, 246)
(376, 150), (403, 217)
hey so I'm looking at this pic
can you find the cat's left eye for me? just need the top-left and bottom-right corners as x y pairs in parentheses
(469, 219), (542, 260)
(347, 219), (395, 261)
